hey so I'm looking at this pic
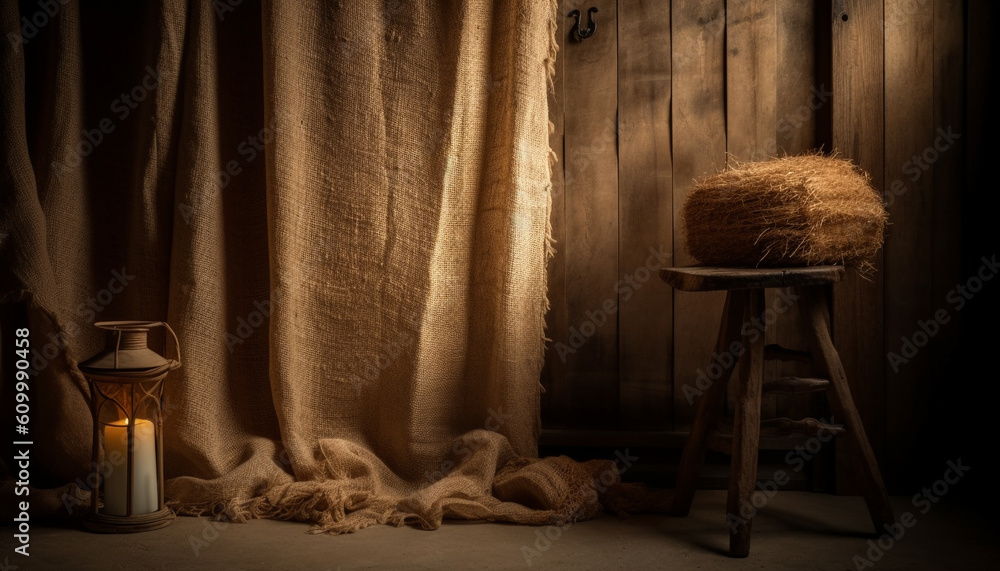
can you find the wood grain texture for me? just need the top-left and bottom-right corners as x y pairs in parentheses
(541, 0), (569, 426)
(672, 292), (745, 516)
(560, 0), (620, 426)
(776, 0), (819, 155)
(661, 265), (844, 292)
(726, 0), (779, 423)
(727, 0), (778, 163)
(797, 285), (894, 531)
(617, 0), (673, 429)
(671, 0), (729, 430)
(727, 288), (765, 557)
(775, 0), (820, 425)
(715, 417), (846, 443)
(830, 0), (886, 492)
(762, 376), (830, 395)
(883, 0), (934, 490)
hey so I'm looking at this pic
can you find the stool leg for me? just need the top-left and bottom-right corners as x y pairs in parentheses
(671, 291), (746, 516)
(796, 286), (895, 532)
(727, 289), (765, 557)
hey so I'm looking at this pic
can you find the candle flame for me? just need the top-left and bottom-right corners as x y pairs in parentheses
(107, 417), (150, 426)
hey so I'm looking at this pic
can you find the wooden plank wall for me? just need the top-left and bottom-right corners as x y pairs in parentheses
(555, 0), (621, 428)
(882, 0), (932, 489)
(543, 0), (969, 493)
(830, 0), (886, 493)
(617, 0), (673, 429)
(725, 0), (778, 425)
(669, 0), (728, 431)
(774, 0), (820, 424)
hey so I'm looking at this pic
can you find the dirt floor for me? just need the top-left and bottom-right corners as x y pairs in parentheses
(4, 489), (997, 570)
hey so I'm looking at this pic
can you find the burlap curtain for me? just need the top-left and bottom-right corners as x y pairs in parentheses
(1, 0), (657, 532)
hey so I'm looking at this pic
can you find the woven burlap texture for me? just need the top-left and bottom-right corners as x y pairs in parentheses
(0, 1), (667, 533)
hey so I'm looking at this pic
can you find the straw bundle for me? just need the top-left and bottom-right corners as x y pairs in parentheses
(683, 153), (887, 271)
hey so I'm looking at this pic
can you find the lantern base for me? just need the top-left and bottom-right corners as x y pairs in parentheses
(83, 507), (175, 533)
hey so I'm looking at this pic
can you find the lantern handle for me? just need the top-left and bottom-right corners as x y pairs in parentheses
(153, 321), (182, 368)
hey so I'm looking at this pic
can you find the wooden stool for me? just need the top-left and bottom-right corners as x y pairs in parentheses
(660, 266), (893, 558)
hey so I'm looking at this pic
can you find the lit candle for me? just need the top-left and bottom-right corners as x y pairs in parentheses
(103, 419), (158, 515)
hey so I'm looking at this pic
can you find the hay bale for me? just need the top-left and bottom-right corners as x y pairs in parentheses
(683, 153), (887, 271)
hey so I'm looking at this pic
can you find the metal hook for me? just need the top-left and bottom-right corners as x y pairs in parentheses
(569, 7), (598, 41)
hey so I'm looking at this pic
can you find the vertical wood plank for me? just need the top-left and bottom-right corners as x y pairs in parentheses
(774, 0), (820, 425)
(617, 0), (673, 429)
(830, 0), (886, 491)
(726, 0), (778, 164)
(726, 0), (778, 423)
(813, 0), (835, 153)
(541, 0), (569, 426)
(561, 0), (620, 427)
(671, 0), (728, 430)
(776, 0), (819, 156)
(883, 0), (934, 491)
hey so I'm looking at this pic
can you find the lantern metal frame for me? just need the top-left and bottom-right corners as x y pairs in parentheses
(79, 321), (181, 534)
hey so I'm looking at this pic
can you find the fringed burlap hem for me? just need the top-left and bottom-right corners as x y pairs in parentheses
(168, 452), (672, 535)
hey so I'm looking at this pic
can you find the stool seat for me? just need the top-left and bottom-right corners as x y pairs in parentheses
(660, 265), (845, 292)
(663, 265), (892, 558)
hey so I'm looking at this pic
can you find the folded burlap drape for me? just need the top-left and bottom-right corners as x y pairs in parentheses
(1, 1), (658, 532)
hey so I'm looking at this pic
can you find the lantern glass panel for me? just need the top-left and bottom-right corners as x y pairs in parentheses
(78, 320), (180, 533)
(93, 380), (163, 516)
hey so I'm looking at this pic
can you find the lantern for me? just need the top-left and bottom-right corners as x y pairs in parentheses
(78, 321), (181, 533)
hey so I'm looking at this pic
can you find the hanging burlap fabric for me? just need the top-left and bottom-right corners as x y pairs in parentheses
(1, 0), (663, 532)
